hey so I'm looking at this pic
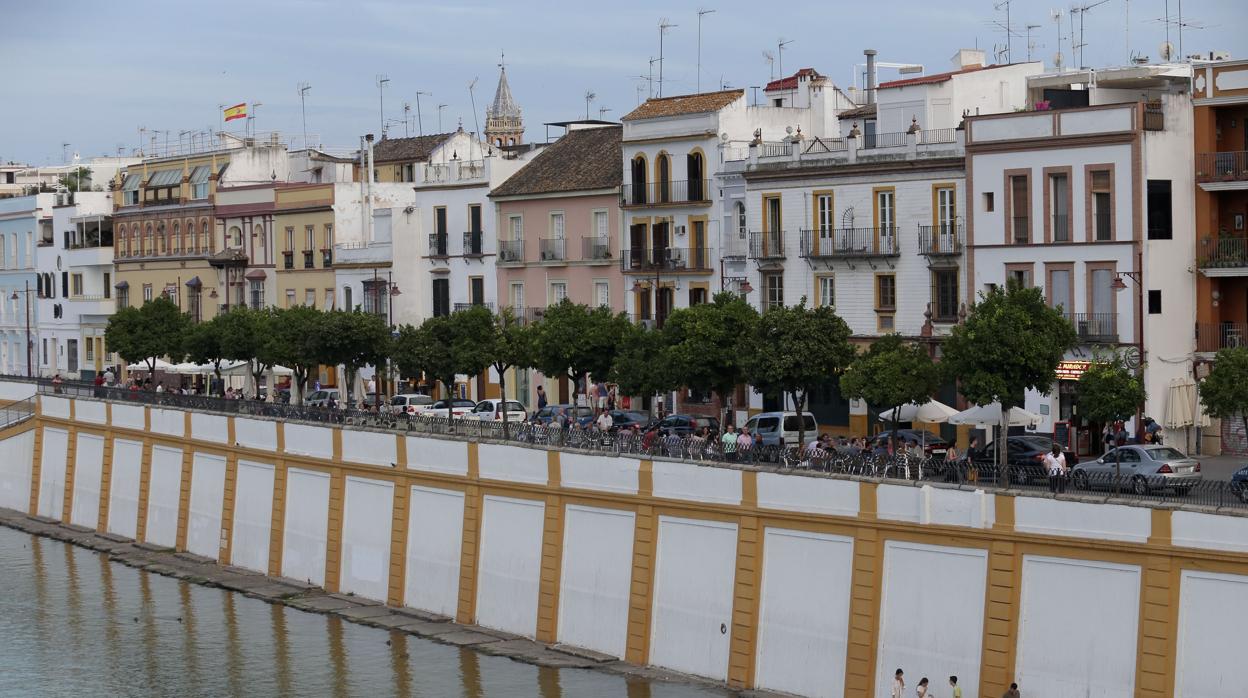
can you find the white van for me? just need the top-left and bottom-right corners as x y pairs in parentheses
(743, 411), (819, 449)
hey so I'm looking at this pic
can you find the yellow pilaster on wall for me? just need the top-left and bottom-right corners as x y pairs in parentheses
(726, 514), (761, 689)
(1137, 509), (1178, 697)
(978, 540), (1020, 695)
(174, 447), (194, 552)
(624, 502), (657, 666)
(535, 450), (565, 643)
(135, 441), (153, 542)
(268, 459), (288, 577)
(387, 477), (411, 607)
(96, 432), (115, 532)
(394, 433), (407, 468)
(323, 467), (346, 594)
(218, 454), (240, 565)
(28, 424), (44, 516)
(993, 493), (1016, 532)
(274, 422), (284, 452)
(843, 526), (882, 696)
(456, 442), (482, 625)
(60, 426), (79, 524)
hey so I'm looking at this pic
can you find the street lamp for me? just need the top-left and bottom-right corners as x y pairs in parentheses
(1111, 256), (1145, 492)
(10, 281), (33, 377)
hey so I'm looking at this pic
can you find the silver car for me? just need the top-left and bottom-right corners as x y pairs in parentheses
(1072, 445), (1202, 495)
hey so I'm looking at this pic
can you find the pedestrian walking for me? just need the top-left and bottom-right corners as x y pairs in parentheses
(595, 381), (608, 414)
(948, 676), (962, 698)
(915, 676), (930, 697)
(720, 425), (738, 461)
(1002, 682), (1021, 698)
(892, 668), (906, 698)
(1044, 442), (1067, 493)
(737, 427), (754, 463)
(536, 385), (548, 410)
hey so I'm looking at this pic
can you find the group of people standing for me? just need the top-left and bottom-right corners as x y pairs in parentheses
(892, 669), (1020, 697)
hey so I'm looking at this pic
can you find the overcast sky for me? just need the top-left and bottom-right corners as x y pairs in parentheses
(2, 0), (1245, 164)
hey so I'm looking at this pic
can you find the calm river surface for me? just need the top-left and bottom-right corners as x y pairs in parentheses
(0, 527), (726, 698)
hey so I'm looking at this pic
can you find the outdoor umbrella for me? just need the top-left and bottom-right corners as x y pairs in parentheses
(878, 400), (960, 424)
(948, 402), (1041, 428)
(126, 358), (176, 372)
(1164, 376), (1196, 429)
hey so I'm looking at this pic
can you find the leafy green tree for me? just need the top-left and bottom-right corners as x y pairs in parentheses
(392, 312), (489, 429)
(662, 292), (759, 426)
(1077, 352), (1146, 486)
(216, 307), (279, 399)
(1200, 346), (1248, 447)
(104, 295), (189, 374)
(942, 283), (1077, 474)
(840, 334), (942, 454)
(743, 299), (855, 447)
(318, 309), (392, 404)
(609, 323), (676, 403)
(469, 307), (534, 437)
(183, 314), (230, 394)
(268, 306), (324, 405)
(58, 167), (92, 192)
(531, 300), (631, 404)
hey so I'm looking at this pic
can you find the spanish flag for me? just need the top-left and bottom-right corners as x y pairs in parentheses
(223, 103), (248, 122)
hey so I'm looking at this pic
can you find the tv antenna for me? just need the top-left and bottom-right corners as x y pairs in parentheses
(1151, 0), (1206, 61)
(762, 50), (775, 81)
(415, 91), (430, 135)
(1051, 9), (1065, 71)
(1071, 0), (1110, 69)
(777, 38), (793, 81)
(584, 90), (596, 120)
(599, 106), (612, 120)
(696, 8), (716, 94)
(297, 82), (312, 149)
(1025, 23), (1042, 61)
(376, 75), (390, 135)
(402, 102), (411, 137)
(437, 104), (447, 133)
(993, 1), (1016, 62)
(658, 18), (677, 97)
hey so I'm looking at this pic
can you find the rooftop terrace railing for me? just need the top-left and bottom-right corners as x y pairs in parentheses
(20, 376), (1246, 512)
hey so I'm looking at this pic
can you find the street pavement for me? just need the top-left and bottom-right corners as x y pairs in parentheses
(1196, 454), (1245, 482)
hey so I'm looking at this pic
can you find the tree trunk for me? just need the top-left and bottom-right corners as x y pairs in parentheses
(999, 410), (1010, 487)
(293, 369), (306, 406)
(890, 405), (900, 459)
(792, 389), (807, 451)
(497, 364), (510, 439)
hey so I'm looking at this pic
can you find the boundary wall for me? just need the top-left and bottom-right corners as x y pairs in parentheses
(3, 389), (1246, 698)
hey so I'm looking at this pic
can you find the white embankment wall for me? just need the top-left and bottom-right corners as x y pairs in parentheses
(2, 387), (1247, 698)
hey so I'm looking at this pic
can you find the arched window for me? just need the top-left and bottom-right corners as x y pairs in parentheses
(200, 221), (210, 253)
(687, 151), (705, 201)
(630, 154), (648, 205)
(183, 219), (193, 253)
(157, 223), (167, 255)
(143, 223), (152, 256)
(117, 224), (126, 256)
(656, 152), (671, 203)
(228, 226), (242, 249)
(171, 221), (180, 253)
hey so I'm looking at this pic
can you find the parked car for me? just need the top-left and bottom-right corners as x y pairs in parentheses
(604, 410), (655, 432)
(304, 389), (341, 407)
(468, 399), (528, 422)
(359, 392), (383, 409)
(980, 435), (1077, 482)
(1072, 445), (1202, 495)
(418, 398), (477, 419)
(647, 413), (721, 438)
(869, 429), (950, 458)
(391, 393), (434, 415)
(1232, 465), (1248, 503)
(530, 404), (594, 426)
(744, 411), (819, 450)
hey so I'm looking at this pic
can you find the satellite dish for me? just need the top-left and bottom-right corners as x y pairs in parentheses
(1160, 41), (1174, 62)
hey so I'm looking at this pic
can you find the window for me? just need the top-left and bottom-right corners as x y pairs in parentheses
(71, 273), (83, 297)
(689, 287), (708, 305)
(1047, 266), (1072, 317)
(1048, 171), (1070, 242)
(284, 227), (294, 251)
(62, 271), (68, 297)
(103, 273), (110, 299)
(935, 186), (956, 237)
(171, 222), (180, 253)
(1009, 173), (1030, 243)
(932, 270), (958, 322)
(1090, 169), (1113, 241)
(1006, 264), (1033, 289)
(325, 289), (335, 310)
(343, 286), (353, 311)
(432, 278), (450, 316)
(875, 188), (896, 253)
(250, 280), (264, 309)
(435, 207), (447, 236)
(510, 283), (525, 311)
(188, 288), (201, 323)
(85, 340), (94, 362)
(656, 153), (671, 202)
(630, 155), (648, 204)
(67, 339), (77, 373)
(469, 276), (485, 305)
(285, 289), (296, 308)
(510, 215), (523, 240)
(736, 201), (747, 239)
(1148, 289), (1162, 314)
(41, 339), (47, 365)
(594, 281), (609, 308)
(117, 286), (129, 309)
(876, 274), (896, 311)
(304, 225), (315, 267)
(817, 275), (835, 308)
(142, 284), (153, 303)
(1147, 180), (1172, 239)
(687, 151), (705, 200)
(228, 225), (242, 248)
(550, 212), (565, 239)
(305, 289), (315, 307)
(763, 272), (783, 310)
(594, 210), (609, 241)
(469, 204), (482, 234)
(323, 223), (333, 249)
(1090, 267), (1114, 316)
(551, 281), (568, 305)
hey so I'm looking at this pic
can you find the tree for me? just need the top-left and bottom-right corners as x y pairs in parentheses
(268, 306), (324, 405)
(609, 323), (676, 403)
(840, 334), (942, 455)
(58, 167), (92, 192)
(1077, 352), (1146, 488)
(474, 307), (534, 437)
(104, 296), (189, 374)
(392, 312), (489, 430)
(531, 300), (631, 404)
(1200, 346), (1248, 451)
(217, 307), (278, 399)
(662, 292), (759, 427)
(183, 314), (230, 393)
(318, 310), (392, 405)
(743, 299), (855, 448)
(942, 283), (1077, 477)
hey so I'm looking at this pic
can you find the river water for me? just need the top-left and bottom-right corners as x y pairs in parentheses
(0, 527), (726, 698)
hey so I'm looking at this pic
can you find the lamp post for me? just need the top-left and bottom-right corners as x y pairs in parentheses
(10, 282), (33, 377)
(388, 270), (401, 400)
(1110, 252), (1145, 492)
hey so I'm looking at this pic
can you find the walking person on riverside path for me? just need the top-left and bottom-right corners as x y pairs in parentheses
(892, 668), (906, 698)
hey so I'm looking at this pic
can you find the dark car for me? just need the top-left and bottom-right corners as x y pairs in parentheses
(869, 429), (950, 458)
(530, 404), (594, 427)
(646, 413), (720, 437)
(1232, 465), (1248, 503)
(605, 410), (654, 432)
(981, 435), (1077, 482)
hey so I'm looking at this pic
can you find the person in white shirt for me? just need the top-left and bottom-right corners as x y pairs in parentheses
(892, 668), (906, 698)
(1044, 443), (1067, 494)
(595, 411), (613, 432)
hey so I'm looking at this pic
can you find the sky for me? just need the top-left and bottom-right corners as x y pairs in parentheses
(2, 0), (1245, 165)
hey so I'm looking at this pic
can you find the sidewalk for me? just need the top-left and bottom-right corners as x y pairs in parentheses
(1197, 454), (1245, 481)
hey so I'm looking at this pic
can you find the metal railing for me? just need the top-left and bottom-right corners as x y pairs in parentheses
(918, 128), (957, 145)
(0, 397), (35, 429)
(798, 228), (899, 258)
(1070, 312), (1118, 343)
(863, 131), (908, 149)
(25, 377), (1247, 512)
(1196, 151), (1248, 183)
(302, 251), (314, 269)
(1198, 237), (1248, 268)
(1093, 211), (1112, 241)
(621, 247), (712, 272)
(748, 231), (785, 260)
(758, 141), (791, 158)
(1011, 216), (1030, 243)
(1051, 214), (1071, 242)
(1143, 102), (1164, 132)
(498, 239), (524, 263)
(428, 232), (448, 257)
(803, 137), (847, 154)
(463, 231), (483, 257)
(453, 302), (494, 312)
(582, 236), (613, 262)
(1196, 322), (1247, 352)
(619, 179), (712, 207)
(538, 238), (566, 262)
(322, 249), (333, 268)
(278, 250), (292, 270)
(916, 225), (964, 256)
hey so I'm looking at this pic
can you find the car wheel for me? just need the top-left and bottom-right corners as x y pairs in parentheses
(1073, 471), (1090, 490)
(1132, 475), (1150, 496)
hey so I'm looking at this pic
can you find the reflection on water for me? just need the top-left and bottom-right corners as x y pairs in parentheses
(0, 527), (725, 697)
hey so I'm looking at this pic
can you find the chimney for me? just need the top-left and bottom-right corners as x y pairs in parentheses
(864, 49), (878, 105)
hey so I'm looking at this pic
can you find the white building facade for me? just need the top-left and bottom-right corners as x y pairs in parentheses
(0, 194), (52, 376)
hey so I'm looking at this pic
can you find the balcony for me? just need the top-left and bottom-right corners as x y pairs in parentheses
(498, 239), (524, 265)
(1196, 322), (1247, 353)
(748, 231), (785, 261)
(538, 238), (566, 262)
(509, 306), (547, 325)
(917, 225), (964, 257)
(302, 251), (315, 269)
(453, 302), (494, 312)
(1196, 152), (1248, 190)
(1011, 217), (1031, 244)
(1069, 312), (1118, 343)
(798, 228), (900, 260)
(1051, 214), (1072, 243)
(862, 131), (908, 149)
(335, 240), (391, 266)
(282, 251), (294, 270)
(619, 179), (711, 208)
(428, 232), (448, 257)
(582, 236), (613, 263)
(1198, 237), (1248, 276)
(621, 247), (712, 273)
(322, 249), (333, 268)
(65, 244), (114, 268)
(463, 231), (483, 257)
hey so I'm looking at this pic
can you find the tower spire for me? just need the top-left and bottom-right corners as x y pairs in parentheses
(485, 51), (523, 147)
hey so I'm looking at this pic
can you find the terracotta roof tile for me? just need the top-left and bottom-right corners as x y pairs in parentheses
(877, 63), (1018, 90)
(371, 133), (455, 164)
(621, 89), (744, 121)
(764, 68), (822, 92)
(489, 126), (621, 197)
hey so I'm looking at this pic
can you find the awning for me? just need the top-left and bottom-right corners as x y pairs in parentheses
(244, 269), (267, 281)
(184, 276), (202, 288)
(147, 168), (182, 187)
(121, 173), (141, 191)
(113, 280), (129, 289)
(188, 165), (211, 184)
